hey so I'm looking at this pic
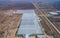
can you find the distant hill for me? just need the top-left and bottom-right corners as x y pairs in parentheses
(0, 1), (60, 10)
(37, 1), (60, 10)
(0, 2), (35, 10)
(37, 2), (54, 9)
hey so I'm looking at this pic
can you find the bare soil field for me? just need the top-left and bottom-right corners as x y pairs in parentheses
(0, 10), (22, 38)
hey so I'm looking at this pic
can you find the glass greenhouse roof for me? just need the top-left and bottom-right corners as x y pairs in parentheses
(16, 10), (44, 36)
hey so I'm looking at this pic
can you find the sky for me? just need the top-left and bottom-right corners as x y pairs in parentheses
(0, 0), (60, 2)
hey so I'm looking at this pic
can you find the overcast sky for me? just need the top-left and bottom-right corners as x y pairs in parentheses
(0, 0), (60, 2)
